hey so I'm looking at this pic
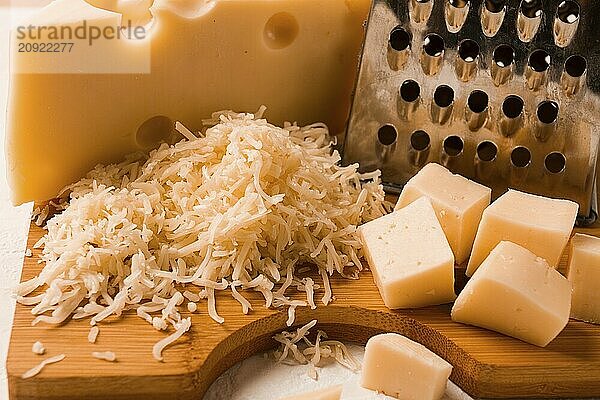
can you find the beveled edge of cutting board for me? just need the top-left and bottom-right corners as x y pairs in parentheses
(7, 222), (600, 400)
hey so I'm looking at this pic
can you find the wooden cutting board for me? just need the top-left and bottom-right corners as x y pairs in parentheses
(7, 222), (600, 400)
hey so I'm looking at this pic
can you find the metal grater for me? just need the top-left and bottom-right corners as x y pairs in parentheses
(342, 0), (600, 225)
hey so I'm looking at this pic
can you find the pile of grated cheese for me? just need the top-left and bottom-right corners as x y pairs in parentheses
(18, 109), (387, 360)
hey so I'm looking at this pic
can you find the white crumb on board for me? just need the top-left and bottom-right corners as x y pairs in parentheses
(91, 351), (117, 362)
(31, 341), (45, 355)
(88, 326), (99, 343)
(203, 344), (473, 400)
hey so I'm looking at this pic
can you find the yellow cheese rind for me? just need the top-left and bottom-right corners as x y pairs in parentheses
(279, 385), (342, 400)
(395, 163), (491, 265)
(466, 189), (578, 276)
(361, 333), (452, 400)
(567, 233), (600, 324)
(7, 0), (370, 204)
(358, 197), (456, 309)
(452, 241), (571, 347)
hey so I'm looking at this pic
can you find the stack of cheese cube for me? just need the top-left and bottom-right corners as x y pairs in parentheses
(285, 163), (597, 400)
(359, 163), (600, 350)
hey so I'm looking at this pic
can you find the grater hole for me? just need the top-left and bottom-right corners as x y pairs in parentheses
(537, 101), (559, 124)
(377, 124), (397, 146)
(520, 0), (543, 18)
(434, 85), (454, 108)
(448, 0), (469, 7)
(511, 146), (532, 168)
(477, 141), (498, 162)
(557, 0), (580, 24)
(423, 33), (444, 57)
(468, 90), (489, 113)
(410, 130), (431, 151)
(443, 135), (464, 157)
(400, 80), (421, 102)
(410, 0), (434, 24)
(545, 152), (566, 174)
(528, 49), (551, 72)
(485, 0), (506, 13)
(389, 26), (411, 52)
(493, 44), (514, 67)
(458, 39), (479, 62)
(565, 55), (586, 78)
(502, 95), (524, 119)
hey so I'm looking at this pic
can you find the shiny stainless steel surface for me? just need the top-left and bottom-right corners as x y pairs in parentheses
(343, 0), (600, 221)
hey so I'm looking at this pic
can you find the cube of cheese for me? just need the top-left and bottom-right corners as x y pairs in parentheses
(567, 233), (600, 324)
(358, 197), (456, 309)
(361, 333), (452, 400)
(466, 189), (578, 276)
(452, 241), (572, 347)
(279, 385), (342, 400)
(395, 163), (491, 265)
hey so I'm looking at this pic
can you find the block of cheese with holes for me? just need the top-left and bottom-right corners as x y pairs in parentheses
(466, 189), (578, 276)
(452, 241), (571, 347)
(567, 233), (600, 324)
(6, 0), (370, 204)
(279, 385), (342, 400)
(395, 163), (491, 265)
(358, 197), (456, 309)
(361, 333), (452, 400)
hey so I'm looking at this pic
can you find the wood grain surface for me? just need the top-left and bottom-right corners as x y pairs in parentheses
(7, 222), (600, 400)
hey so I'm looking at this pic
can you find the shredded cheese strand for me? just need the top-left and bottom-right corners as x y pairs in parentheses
(21, 354), (66, 379)
(273, 319), (360, 380)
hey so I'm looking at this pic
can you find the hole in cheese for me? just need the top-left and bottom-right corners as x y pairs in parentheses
(135, 115), (175, 149)
(263, 12), (299, 50)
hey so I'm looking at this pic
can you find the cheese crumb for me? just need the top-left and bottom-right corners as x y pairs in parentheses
(187, 302), (197, 313)
(183, 290), (201, 302)
(88, 326), (99, 344)
(91, 351), (117, 362)
(25, 248), (32, 257)
(31, 341), (45, 355)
